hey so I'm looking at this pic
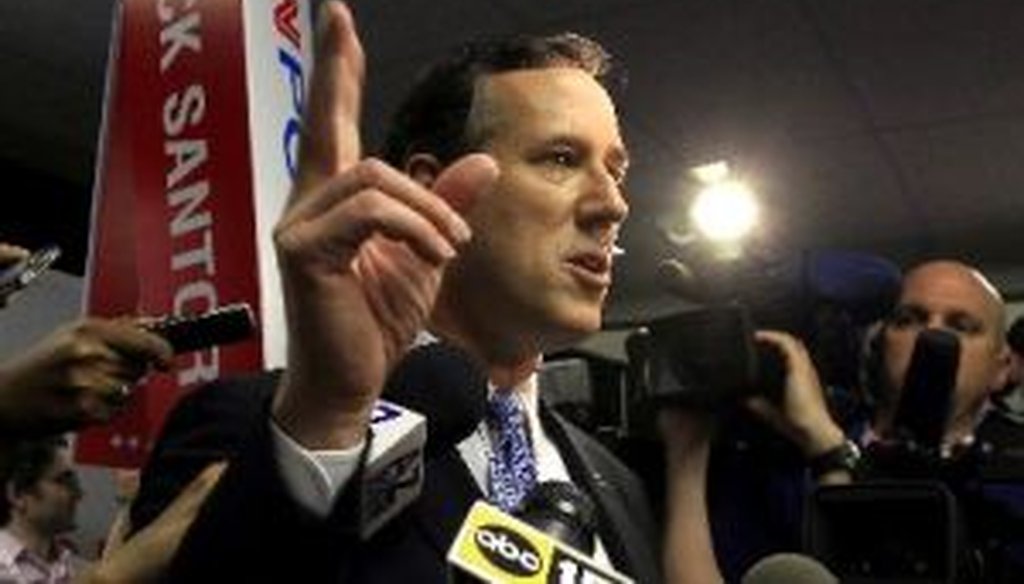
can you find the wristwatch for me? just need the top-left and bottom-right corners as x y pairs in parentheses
(809, 438), (861, 479)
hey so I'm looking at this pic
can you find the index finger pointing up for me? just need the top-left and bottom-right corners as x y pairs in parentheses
(293, 1), (365, 197)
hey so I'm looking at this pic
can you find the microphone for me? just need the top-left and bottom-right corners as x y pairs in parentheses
(741, 553), (838, 584)
(657, 250), (901, 327)
(891, 328), (960, 451)
(447, 500), (633, 583)
(517, 481), (598, 555)
(381, 341), (488, 456)
(360, 341), (489, 539)
(359, 399), (426, 539)
(804, 250), (902, 325)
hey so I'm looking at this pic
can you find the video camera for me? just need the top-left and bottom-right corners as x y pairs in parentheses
(626, 249), (901, 411)
(625, 303), (786, 409)
(805, 329), (1024, 584)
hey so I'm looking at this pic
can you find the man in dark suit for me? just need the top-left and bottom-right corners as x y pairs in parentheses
(130, 3), (720, 582)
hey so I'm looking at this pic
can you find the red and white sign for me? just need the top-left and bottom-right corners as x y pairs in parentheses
(79, 0), (312, 467)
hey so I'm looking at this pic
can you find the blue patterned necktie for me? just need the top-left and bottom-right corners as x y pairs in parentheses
(486, 389), (538, 512)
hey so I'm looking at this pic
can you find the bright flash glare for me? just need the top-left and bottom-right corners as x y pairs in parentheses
(689, 180), (759, 241)
(690, 161), (731, 184)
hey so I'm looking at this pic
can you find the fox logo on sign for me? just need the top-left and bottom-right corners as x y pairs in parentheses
(79, 0), (313, 468)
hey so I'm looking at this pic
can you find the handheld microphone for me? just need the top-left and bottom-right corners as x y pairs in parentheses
(804, 250), (902, 324)
(447, 500), (633, 583)
(360, 341), (489, 539)
(359, 399), (427, 539)
(381, 341), (488, 456)
(741, 553), (838, 584)
(892, 328), (960, 451)
(517, 481), (598, 555)
(657, 250), (902, 326)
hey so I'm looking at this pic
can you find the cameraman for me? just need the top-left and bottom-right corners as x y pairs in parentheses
(993, 315), (1024, 422)
(743, 259), (1023, 582)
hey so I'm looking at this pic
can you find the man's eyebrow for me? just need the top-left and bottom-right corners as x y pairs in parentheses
(608, 145), (630, 172)
(947, 309), (983, 327)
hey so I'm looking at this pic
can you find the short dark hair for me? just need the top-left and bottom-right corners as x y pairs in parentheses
(381, 32), (615, 167)
(1, 436), (66, 524)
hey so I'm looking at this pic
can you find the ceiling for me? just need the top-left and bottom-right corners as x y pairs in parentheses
(2, 0), (1024, 324)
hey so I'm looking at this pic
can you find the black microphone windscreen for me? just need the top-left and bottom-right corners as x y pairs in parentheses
(382, 341), (488, 456)
(517, 481), (597, 555)
(892, 328), (960, 449)
(741, 553), (838, 584)
(658, 250), (901, 326)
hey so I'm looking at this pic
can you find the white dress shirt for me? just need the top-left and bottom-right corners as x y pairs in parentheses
(269, 361), (612, 566)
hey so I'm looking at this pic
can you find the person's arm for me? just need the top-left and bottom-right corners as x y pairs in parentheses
(129, 374), (369, 582)
(77, 462), (225, 584)
(660, 409), (725, 584)
(0, 316), (172, 437)
(745, 330), (854, 485)
(0, 242), (29, 268)
(268, 1), (494, 455)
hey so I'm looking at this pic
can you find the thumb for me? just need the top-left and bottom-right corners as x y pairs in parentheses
(744, 395), (779, 424)
(431, 153), (500, 214)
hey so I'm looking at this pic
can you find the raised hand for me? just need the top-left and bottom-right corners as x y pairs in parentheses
(270, 2), (498, 448)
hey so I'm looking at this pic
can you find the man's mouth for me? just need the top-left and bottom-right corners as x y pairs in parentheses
(565, 250), (612, 288)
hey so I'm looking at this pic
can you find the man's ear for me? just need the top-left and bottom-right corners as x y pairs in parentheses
(990, 345), (1014, 394)
(5, 482), (22, 512)
(405, 153), (443, 189)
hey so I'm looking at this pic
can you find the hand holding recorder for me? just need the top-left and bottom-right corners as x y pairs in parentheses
(0, 304), (254, 437)
(0, 244), (60, 308)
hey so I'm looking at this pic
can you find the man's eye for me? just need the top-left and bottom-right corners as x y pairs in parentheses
(947, 314), (982, 335)
(545, 148), (577, 167)
(888, 307), (924, 328)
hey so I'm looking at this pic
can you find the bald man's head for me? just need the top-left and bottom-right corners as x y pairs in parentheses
(876, 260), (1011, 442)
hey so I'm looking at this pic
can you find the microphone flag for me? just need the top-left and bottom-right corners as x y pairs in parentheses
(447, 501), (633, 583)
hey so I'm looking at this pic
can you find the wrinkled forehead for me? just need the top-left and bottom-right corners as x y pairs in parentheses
(899, 262), (1005, 331)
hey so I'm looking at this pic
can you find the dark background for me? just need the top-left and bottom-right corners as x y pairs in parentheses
(3, 0), (1023, 321)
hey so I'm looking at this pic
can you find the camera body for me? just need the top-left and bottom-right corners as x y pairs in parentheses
(625, 303), (785, 410)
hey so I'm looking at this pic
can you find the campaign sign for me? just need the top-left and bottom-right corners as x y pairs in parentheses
(78, 0), (312, 467)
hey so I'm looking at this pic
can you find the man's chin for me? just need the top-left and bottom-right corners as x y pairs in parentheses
(543, 306), (602, 347)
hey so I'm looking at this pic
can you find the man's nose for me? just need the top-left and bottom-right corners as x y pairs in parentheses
(583, 167), (629, 224)
(925, 316), (955, 335)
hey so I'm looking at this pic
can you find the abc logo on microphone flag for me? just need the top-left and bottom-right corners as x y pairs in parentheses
(448, 501), (633, 583)
(79, 0), (312, 467)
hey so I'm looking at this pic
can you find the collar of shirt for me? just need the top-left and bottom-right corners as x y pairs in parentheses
(0, 528), (74, 582)
(423, 343), (571, 494)
(415, 331), (613, 567)
(415, 331), (571, 488)
(0, 529), (23, 571)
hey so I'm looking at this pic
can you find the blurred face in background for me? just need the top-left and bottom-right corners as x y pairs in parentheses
(15, 447), (82, 537)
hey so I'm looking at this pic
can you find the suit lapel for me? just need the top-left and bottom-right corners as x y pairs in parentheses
(541, 405), (661, 584)
(410, 449), (482, 555)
